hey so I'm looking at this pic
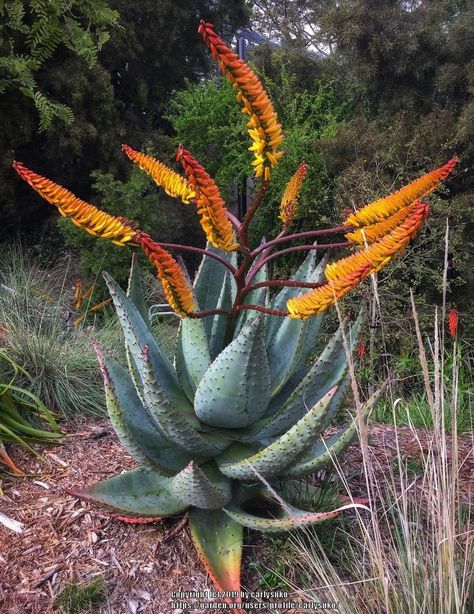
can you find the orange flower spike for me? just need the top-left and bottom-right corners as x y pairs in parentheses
(344, 158), (458, 228)
(288, 202), (429, 319)
(346, 203), (416, 245)
(327, 201), (429, 282)
(198, 21), (284, 180)
(287, 261), (372, 319)
(13, 162), (138, 246)
(137, 232), (195, 317)
(279, 162), (308, 227)
(176, 146), (238, 252)
(122, 145), (195, 204)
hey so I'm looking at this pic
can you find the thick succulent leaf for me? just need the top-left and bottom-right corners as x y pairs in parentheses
(140, 347), (229, 456)
(94, 344), (164, 471)
(126, 253), (150, 326)
(244, 312), (363, 440)
(171, 461), (232, 509)
(175, 317), (211, 401)
(217, 387), (338, 480)
(69, 469), (188, 517)
(266, 250), (321, 341)
(188, 508), (243, 598)
(95, 347), (199, 473)
(194, 316), (271, 428)
(104, 272), (191, 414)
(283, 382), (387, 478)
(208, 272), (233, 360)
(194, 243), (235, 334)
(234, 260), (269, 336)
(223, 486), (339, 533)
(265, 255), (326, 391)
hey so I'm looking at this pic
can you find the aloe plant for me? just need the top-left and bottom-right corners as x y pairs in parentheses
(12, 20), (457, 598)
(70, 255), (382, 596)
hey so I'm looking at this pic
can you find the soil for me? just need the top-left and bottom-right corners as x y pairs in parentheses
(0, 419), (472, 614)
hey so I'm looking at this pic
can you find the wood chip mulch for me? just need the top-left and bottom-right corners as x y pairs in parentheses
(0, 419), (472, 614)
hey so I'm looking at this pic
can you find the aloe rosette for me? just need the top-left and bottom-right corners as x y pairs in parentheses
(71, 253), (379, 597)
(12, 20), (458, 597)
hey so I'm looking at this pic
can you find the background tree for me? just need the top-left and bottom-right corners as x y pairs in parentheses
(0, 0), (248, 243)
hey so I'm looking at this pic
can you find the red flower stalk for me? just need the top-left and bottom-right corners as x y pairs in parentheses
(176, 145), (238, 252)
(279, 162), (308, 227)
(448, 308), (459, 338)
(357, 341), (367, 358)
(122, 144), (195, 204)
(137, 232), (195, 317)
(198, 20), (283, 180)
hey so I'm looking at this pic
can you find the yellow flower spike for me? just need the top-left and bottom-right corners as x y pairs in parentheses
(137, 232), (195, 317)
(199, 20), (284, 180)
(346, 203), (416, 244)
(12, 162), (138, 246)
(122, 144), (195, 204)
(279, 162), (308, 227)
(344, 158), (458, 228)
(288, 201), (429, 319)
(176, 145), (238, 252)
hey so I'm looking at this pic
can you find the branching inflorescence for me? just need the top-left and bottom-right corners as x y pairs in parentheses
(12, 21), (460, 600)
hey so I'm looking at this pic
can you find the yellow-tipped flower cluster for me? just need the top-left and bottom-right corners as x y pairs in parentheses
(122, 144), (196, 204)
(279, 162), (308, 227)
(177, 145), (238, 252)
(137, 232), (195, 317)
(346, 203), (416, 245)
(198, 20), (284, 181)
(344, 158), (458, 228)
(288, 201), (429, 319)
(12, 162), (137, 246)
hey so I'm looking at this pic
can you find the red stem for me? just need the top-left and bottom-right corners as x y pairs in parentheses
(236, 304), (290, 317)
(238, 180), (268, 249)
(247, 241), (354, 283)
(242, 279), (325, 296)
(190, 308), (230, 319)
(152, 241), (237, 275)
(250, 225), (353, 256)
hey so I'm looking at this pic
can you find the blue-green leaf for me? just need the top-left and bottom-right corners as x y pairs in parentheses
(194, 316), (270, 428)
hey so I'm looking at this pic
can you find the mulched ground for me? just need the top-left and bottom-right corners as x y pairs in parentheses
(0, 419), (472, 614)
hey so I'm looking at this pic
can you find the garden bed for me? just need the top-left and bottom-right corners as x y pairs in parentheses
(1, 419), (472, 614)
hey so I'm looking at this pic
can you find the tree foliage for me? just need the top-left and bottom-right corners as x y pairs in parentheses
(0, 1), (248, 241)
(0, 0), (119, 129)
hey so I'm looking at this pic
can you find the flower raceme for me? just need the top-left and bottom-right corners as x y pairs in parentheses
(176, 145), (238, 252)
(122, 145), (195, 204)
(12, 162), (138, 246)
(343, 158), (458, 229)
(279, 162), (308, 227)
(13, 161), (195, 317)
(288, 201), (429, 319)
(198, 20), (284, 181)
(137, 232), (195, 317)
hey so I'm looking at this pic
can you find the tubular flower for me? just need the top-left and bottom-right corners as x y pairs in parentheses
(122, 144), (195, 204)
(288, 202), (429, 319)
(137, 232), (195, 317)
(346, 203), (416, 245)
(198, 20), (284, 181)
(176, 146), (238, 252)
(279, 162), (308, 227)
(13, 162), (137, 246)
(343, 158), (458, 228)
